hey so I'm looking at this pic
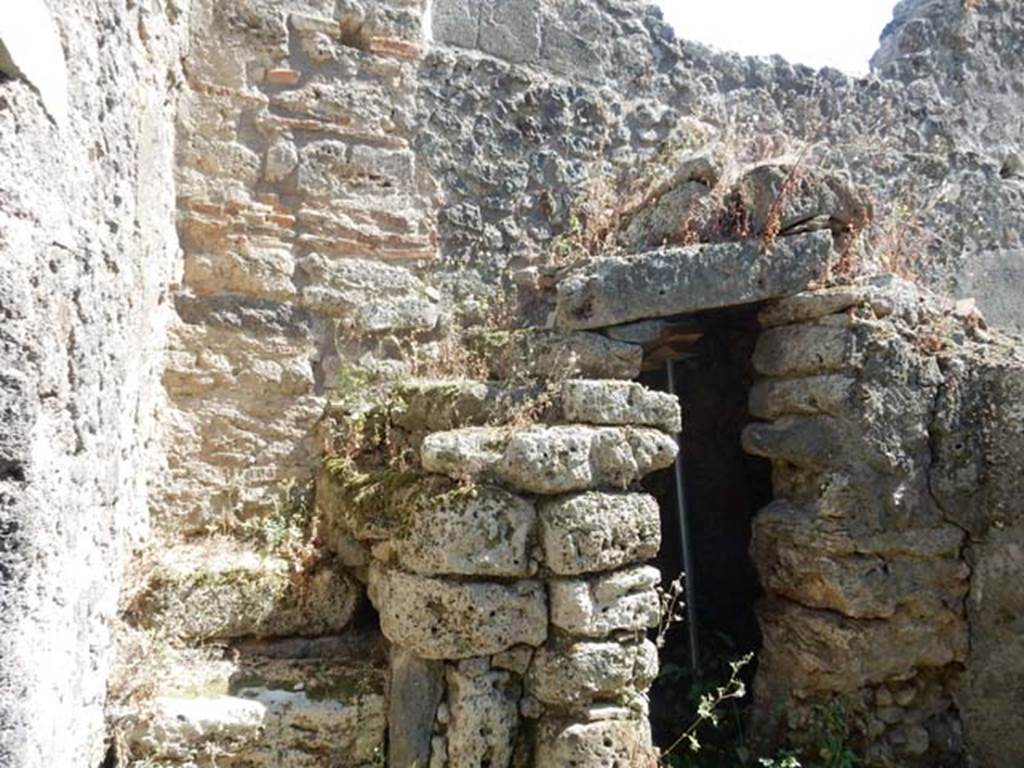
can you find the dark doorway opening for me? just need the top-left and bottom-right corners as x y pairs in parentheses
(639, 305), (774, 761)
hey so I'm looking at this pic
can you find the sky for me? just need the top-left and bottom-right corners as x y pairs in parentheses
(654, 0), (898, 76)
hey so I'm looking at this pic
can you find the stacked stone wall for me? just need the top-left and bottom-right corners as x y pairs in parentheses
(320, 378), (682, 767)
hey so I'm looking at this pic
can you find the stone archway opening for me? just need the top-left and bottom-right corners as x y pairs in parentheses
(608, 304), (775, 755)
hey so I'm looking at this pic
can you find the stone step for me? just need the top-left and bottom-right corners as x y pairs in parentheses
(131, 541), (360, 641)
(122, 649), (387, 767)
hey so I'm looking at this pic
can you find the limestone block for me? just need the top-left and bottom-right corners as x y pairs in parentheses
(555, 231), (833, 330)
(549, 566), (661, 638)
(389, 648), (445, 768)
(368, 565), (547, 659)
(539, 492), (661, 576)
(431, 0), (482, 48)
(759, 286), (870, 328)
(526, 639), (658, 705)
(742, 415), (841, 470)
(298, 140), (415, 196)
(534, 710), (657, 768)
(751, 322), (857, 378)
(465, 328), (643, 381)
(375, 485), (536, 578)
(757, 599), (968, 694)
(446, 658), (521, 768)
(749, 375), (856, 420)
(478, 0), (541, 64)
(392, 380), (510, 433)
(136, 545), (359, 640)
(420, 427), (508, 481)
(560, 380), (681, 434)
(751, 505), (969, 620)
(264, 138), (298, 183)
(421, 426), (677, 494)
(297, 253), (439, 332)
(126, 656), (387, 765)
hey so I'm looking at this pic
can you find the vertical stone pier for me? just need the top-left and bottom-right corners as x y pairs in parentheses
(322, 378), (681, 766)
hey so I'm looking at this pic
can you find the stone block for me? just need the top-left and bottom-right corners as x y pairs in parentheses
(388, 648), (445, 768)
(549, 566), (661, 638)
(368, 565), (547, 659)
(374, 485), (536, 578)
(135, 545), (359, 640)
(539, 492), (661, 576)
(420, 426), (677, 494)
(560, 379), (681, 433)
(125, 656), (386, 765)
(742, 415), (841, 470)
(555, 231), (833, 330)
(751, 322), (857, 378)
(478, 0), (541, 64)
(757, 599), (968, 694)
(759, 286), (870, 328)
(751, 505), (969, 620)
(749, 375), (856, 420)
(297, 253), (439, 332)
(526, 639), (658, 705)
(431, 0), (481, 48)
(447, 658), (521, 768)
(534, 710), (656, 768)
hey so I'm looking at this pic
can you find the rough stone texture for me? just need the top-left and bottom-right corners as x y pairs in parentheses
(125, 655), (387, 766)
(465, 329), (643, 381)
(388, 648), (444, 768)
(929, 343), (1024, 765)
(0, 1), (186, 764)
(560, 379), (682, 433)
(373, 485), (537, 578)
(549, 566), (661, 638)
(527, 639), (658, 706)
(743, 282), (1024, 765)
(135, 545), (359, 640)
(446, 658), (521, 768)
(154, 0), (439, 532)
(539, 492), (661, 576)
(556, 231), (834, 330)
(534, 710), (657, 768)
(421, 425), (677, 494)
(367, 565), (548, 659)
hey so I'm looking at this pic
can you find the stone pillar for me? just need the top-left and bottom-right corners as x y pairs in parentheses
(330, 378), (680, 767)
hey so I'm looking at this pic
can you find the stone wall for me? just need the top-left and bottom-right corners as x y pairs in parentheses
(319, 376), (681, 767)
(0, 1), (186, 765)
(153, 0), (440, 531)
